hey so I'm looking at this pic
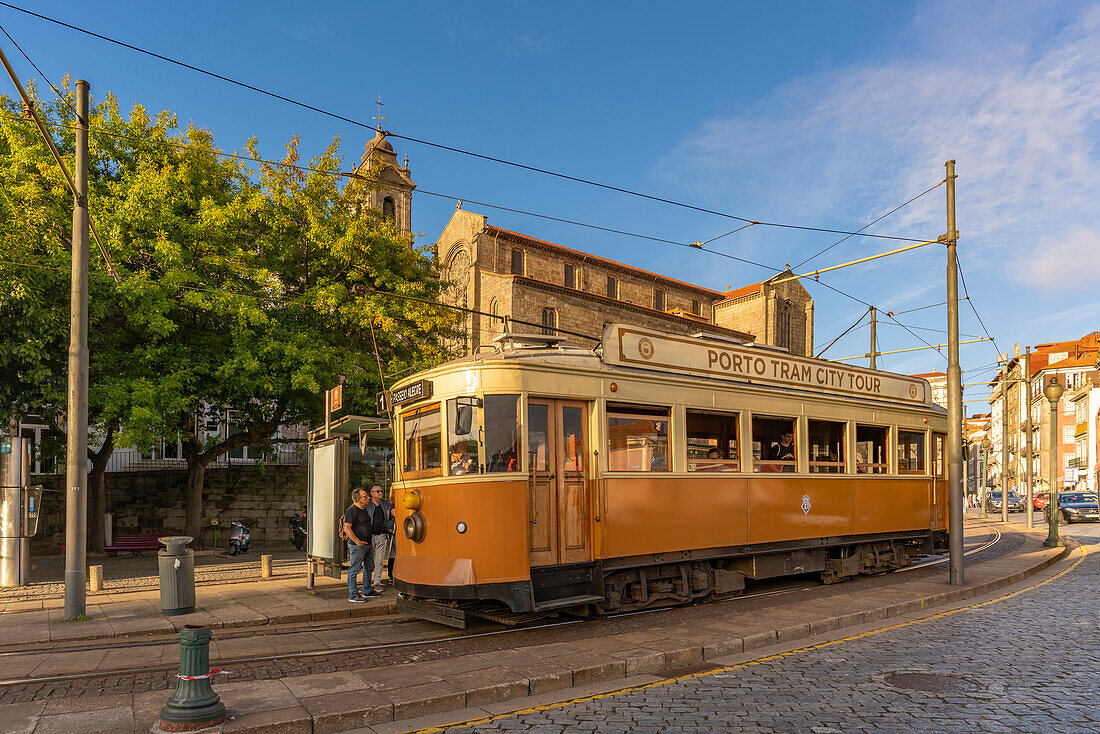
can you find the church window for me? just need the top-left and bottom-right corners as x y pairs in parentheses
(564, 264), (576, 289)
(511, 249), (525, 276)
(606, 275), (618, 299)
(654, 288), (666, 311)
(692, 299), (701, 316)
(541, 308), (558, 336)
(382, 197), (396, 221)
(777, 301), (792, 349)
(489, 298), (501, 333)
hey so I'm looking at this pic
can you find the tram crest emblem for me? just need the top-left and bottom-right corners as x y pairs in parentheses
(637, 337), (655, 360)
(909, 385), (918, 399)
(800, 495), (812, 515)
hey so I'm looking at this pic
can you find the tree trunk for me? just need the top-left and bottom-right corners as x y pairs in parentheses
(184, 458), (210, 548)
(87, 427), (115, 553)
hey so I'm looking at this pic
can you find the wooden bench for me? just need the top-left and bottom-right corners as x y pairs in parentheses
(104, 534), (164, 557)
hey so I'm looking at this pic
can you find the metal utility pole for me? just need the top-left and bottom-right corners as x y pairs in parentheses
(978, 443), (988, 518)
(1025, 347), (1034, 528)
(1001, 366), (1010, 524)
(945, 159), (964, 585)
(64, 80), (90, 619)
(869, 307), (878, 370)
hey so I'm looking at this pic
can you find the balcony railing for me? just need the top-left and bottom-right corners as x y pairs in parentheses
(1068, 456), (1086, 468)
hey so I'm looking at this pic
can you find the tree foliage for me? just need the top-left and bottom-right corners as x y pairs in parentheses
(0, 81), (456, 544)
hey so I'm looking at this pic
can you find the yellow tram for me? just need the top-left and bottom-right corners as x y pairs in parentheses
(388, 324), (948, 626)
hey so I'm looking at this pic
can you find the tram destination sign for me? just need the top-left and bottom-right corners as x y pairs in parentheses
(384, 379), (434, 410)
(602, 324), (931, 406)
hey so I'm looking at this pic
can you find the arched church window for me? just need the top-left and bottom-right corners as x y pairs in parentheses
(383, 197), (396, 221)
(541, 308), (557, 336)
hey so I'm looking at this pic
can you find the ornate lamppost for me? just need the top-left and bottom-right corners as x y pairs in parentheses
(1043, 376), (1064, 548)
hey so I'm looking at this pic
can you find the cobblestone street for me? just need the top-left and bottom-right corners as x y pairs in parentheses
(430, 533), (1100, 734)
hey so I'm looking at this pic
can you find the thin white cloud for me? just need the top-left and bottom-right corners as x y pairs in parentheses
(660, 1), (1100, 293)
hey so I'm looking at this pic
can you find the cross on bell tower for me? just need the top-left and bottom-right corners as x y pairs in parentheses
(355, 95), (415, 235)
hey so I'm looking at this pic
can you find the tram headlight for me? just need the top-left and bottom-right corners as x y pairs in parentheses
(403, 511), (426, 543)
(401, 489), (422, 511)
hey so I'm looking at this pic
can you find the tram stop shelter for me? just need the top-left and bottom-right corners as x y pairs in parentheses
(305, 415), (392, 587)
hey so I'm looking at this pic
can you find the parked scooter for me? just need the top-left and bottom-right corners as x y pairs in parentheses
(290, 515), (307, 551)
(228, 520), (252, 556)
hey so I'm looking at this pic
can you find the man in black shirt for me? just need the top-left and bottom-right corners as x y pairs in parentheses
(343, 488), (375, 601)
(769, 431), (796, 472)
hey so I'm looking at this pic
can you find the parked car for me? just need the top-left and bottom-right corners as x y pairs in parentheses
(1044, 492), (1100, 524)
(986, 490), (1026, 513)
(1033, 492), (1050, 511)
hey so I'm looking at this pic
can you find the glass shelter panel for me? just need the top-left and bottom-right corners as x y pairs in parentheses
(446, 397), (480, 476)
(402, 405), (442, 477)
(686, 410), (740, 472)
(808, 419), (845, 473)
(753, 416), (797, 472)
(607, 404), (669, 472)
(856, 425), (888, 474)
(898, 430), (926, 474)
(484, 395), (520, 472)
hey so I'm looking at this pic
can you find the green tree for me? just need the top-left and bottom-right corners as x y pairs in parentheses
(0, 82), (455, 546)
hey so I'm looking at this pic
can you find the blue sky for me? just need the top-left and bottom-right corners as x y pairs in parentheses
(3, 1), (1098, 410)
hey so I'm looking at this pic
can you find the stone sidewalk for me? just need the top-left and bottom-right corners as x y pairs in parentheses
(0, 519), (1070, 734)
(0, 571), (395, 647)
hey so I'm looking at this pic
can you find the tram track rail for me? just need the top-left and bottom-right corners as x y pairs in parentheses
(0, 530), (1005, 696)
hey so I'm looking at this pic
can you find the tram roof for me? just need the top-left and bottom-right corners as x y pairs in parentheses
(397, 332), (943, 414)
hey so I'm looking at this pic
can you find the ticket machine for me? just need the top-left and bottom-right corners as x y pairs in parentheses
(1, 436), (42, 588)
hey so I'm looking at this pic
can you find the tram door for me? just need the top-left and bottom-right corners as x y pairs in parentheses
(527, 399), (589, 567)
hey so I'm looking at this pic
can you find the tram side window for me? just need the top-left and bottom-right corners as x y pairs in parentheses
(753, 416), (796, 472)
(897, 430), (926, 474)
(607, 404), (670, 472)
(402, 404), (442, 478)
(808, 419), (845, 473)
(447, 397), (480, 476)
(855, 425), (888, 474)
(686, 410), (739, 472)
(484, 394), (520, 472)
(934, 433), (945, 478)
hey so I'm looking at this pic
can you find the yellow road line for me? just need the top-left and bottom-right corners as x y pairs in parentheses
(408, 541), (1087, 733)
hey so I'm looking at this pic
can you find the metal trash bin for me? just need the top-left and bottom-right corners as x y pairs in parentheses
(158, 536), (195, 616)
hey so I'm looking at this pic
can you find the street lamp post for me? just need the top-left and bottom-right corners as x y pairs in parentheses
(1043, 376), (1064, 548)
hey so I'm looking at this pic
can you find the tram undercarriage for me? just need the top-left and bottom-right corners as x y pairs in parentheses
(396, 530), (947, 627)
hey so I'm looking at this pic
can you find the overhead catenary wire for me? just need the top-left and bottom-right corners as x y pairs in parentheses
(0, 36), (119, 281)
(1, 109), (960, 368)
(815, 307), (871, 358)
(832, 337), (993, 362)
(795, 178), (947, 269)
(0, 1), (929, 245)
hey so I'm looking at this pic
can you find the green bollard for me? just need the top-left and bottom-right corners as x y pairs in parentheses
(158, 625), (227, 732)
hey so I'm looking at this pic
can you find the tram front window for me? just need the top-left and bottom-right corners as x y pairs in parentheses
(402, 404), (442, 478)
(447, 397), (480, 475)
(856, 424), (888, 474)
(484, 394), (520, 472)
(687, 410), (739, 472)
(607, 404), (669, 472)
(808, 419), (845, 473)
(753, 416), (796, 472)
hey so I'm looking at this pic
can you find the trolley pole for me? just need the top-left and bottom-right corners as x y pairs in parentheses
(869, 307), (877, 370)
(64, 80), (90, 619)
(1025, 347), (1034, 528)
(945, 159), (964, 586)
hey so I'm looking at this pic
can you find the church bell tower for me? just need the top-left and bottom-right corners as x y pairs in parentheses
(354, 101), (415, 234)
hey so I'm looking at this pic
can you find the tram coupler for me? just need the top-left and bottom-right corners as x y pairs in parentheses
(157, 624), (227, 732)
